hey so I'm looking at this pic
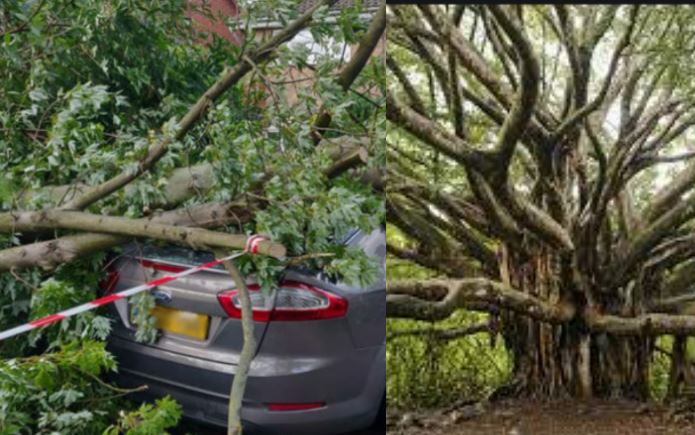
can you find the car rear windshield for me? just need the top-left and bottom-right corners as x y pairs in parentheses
(129, 229), (362, 268)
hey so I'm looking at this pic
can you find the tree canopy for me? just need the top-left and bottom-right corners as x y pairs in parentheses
(386, 4), (695, 399)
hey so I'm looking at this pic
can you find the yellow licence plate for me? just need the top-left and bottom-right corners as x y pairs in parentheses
(150, 305), (209, 341)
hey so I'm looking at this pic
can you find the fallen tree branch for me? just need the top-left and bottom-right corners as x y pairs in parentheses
(0, 210), (286, 259)
(0, 198), (260, 272)
(0, 144), (369, 272)
(215, 251), (255, 435)
(324, 146), (369, 178)
(17, 164), (213, 209)
(23, 137), (372, 210)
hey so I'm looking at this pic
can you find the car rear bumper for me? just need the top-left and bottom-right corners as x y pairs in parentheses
(106, 335), (385, 435)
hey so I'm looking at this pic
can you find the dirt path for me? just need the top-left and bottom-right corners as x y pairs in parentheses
(389, 399), (695, 435)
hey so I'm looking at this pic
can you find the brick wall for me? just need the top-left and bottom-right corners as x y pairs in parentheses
(187, 0), (241, 44)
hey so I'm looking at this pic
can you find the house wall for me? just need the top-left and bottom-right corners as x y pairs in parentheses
(187, 0), (242, 44)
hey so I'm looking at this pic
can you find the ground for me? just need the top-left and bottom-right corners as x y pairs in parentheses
(175, 419), (383, 434)
(388, 399), (695, 435)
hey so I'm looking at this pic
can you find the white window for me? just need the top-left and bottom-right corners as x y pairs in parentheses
(286, 28), (351, 65)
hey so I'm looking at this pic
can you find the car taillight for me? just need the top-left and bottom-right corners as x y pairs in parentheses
(267, 402), (325, 411)
(217, 281), (348, 322)
(139, 259), (186, 273)
(99, 269), (120, 294)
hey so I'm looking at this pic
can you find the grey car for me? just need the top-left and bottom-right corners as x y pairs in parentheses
(102, 228), (386, 434)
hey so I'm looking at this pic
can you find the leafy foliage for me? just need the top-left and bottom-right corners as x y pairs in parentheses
(1, 0), (240, 209)
(387, 314), (510, 409)
(0, 340), (117, 434)
(104, 396), (181, 435)
(129, 292), (159, 344)
(0, 341), (181, 435)
(29, 278), (112, 348)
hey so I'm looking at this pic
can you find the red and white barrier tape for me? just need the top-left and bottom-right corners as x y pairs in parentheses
(244, 234), (267, 254)
(0, 235), (269, 342)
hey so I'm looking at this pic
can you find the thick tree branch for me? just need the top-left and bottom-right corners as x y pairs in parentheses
(649, 293), (695, 315)
(393, 184), (497, 270)
(487, 5), (540, 176)
(387, 243), (467, 278)
(0, 199), (259, 272)
(387, 278), (575, 323)
(386, 90), (485, 168)
(612, 193), (695, 288)
(386, 53), (426, 115)
(501, 185), (575, 251)
(481, 7), (519, 90)
(0, 210), (286, 258)
(0, 144), (367, 272)
(587, 310), (695, 336)
(388, 323), (491, 340)
(583, 5), (619, 49)
(645, 159), (695, 223)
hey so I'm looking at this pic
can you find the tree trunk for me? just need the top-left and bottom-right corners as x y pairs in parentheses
(498, 245), (650, 399)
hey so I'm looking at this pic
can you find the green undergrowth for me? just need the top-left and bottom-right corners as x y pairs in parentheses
(0, 340), (181, 434)
(386, 254), (511, 409)
(387, 313), (511, 409)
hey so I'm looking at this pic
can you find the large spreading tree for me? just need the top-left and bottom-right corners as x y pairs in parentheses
(386, 4), (695, 400)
